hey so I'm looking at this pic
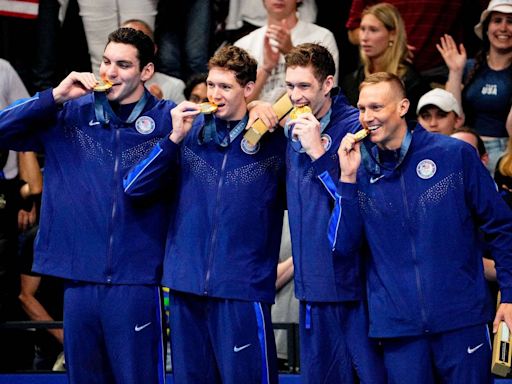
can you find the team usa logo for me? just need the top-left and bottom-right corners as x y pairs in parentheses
(320, 134), (332, 151)
(135, 116), (155, 135)
(241, 138), (260, 155)
(416, 159), (437, 179)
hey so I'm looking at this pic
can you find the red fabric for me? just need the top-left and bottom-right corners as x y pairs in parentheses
(0, 0), (39, 20)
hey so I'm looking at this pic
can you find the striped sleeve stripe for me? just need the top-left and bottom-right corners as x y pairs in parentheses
(123, 144), (163, 192)
(317, 169), (337, 200)
(328, 194), (342, 249)
(0, 95), (40, 115)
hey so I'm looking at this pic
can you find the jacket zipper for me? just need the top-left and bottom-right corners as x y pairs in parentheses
(400, 172), (428, 329)
(204, 147), (229, 295)
(106, 128), (120, 283)
(298, 163), (306, 300)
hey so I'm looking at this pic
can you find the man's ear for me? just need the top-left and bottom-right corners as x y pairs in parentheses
(322, 75), (335, 96)
(244, 81), (256, 99)
(140, 62), (155, 82)
(399, 98), (410, 118)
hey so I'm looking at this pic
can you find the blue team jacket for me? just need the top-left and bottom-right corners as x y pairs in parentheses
(286, 91), (362, 302)
(329, 124), (512, 337)
(0, 89), (175, 284)
(124, 115), (287, 303)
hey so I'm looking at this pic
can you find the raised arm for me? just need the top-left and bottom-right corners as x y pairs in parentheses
(123, 101), (200, 197)
(52, 71), (99, 105)
(436, 34), (467, 122)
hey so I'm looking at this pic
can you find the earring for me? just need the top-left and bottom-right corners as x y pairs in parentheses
(388, 41), (394, 47)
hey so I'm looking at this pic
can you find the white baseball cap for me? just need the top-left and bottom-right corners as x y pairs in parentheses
(475, 0), (512, 39)
(416, 88), (462, 116)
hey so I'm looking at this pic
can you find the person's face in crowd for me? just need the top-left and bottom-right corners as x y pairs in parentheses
(451, 131), (489, 166)
(206, 67), (254, 121)
(357, 81), (409, 150)
(418, 106), (461, 135)
(359, 14), (395, 60)
(189, 82), (208, 103)
(263, 0), (297, 19)
(285, 65), (334, 117)
(487, 12), (512, 53)
(99, 42), (153, 105)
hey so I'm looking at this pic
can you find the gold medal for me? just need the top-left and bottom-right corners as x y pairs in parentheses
(199, 102), (218, 114)
(93, 79), (113, 92)
(354, 128), (369, 142)
(289, 105), (312, 120)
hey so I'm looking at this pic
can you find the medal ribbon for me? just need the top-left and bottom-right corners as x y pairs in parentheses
(201, 114), (249, 147)
(93, 89), (150, 126)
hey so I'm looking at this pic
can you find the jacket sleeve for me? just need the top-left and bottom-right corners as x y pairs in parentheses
(312, 95), (361, 199)
(0, 88), (56, 151)
(123, 136), (180, 197)
(313, 151), (339, 200)
(325, 180), (364, 255)
(464, 147), (512, 302)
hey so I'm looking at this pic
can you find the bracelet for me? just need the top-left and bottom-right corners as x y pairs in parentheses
(262, 67), (272, 76)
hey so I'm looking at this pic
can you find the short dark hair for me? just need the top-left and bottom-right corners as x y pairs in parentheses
(106, 27), (155, 71)
(208, 45), (257, 87)
(184, 73), (208, 100)
(284, 43), (335, 83)
(359, 72), (406, 99)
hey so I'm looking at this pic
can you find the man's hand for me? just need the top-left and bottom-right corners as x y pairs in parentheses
(337, 133), (361, 183)
(246, 100), (279, 131)
(169, 101), (201, 144)
(290, 112), (325, 160)
(18, 204), (37, 232)
(494, 303), (512, 334)
(52, 72), (99, 104)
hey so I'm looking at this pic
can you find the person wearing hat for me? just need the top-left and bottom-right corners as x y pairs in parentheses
(417, 88), (463, 135)
(437, 0), (512, 175)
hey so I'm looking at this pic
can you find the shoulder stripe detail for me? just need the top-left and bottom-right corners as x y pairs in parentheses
(0, 94), (40, 114)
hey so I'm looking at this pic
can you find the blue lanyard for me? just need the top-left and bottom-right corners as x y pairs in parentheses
(201, 114), (249, 147)
(93, 90), (150, 126)
(284, 108), (332, 153)
(361, 128), (412, 178)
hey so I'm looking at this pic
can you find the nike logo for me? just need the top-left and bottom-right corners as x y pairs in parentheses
(89, 120), (100, 126)
(370, 175), (385, 184)
(233, 343), (251, 352)
(134, 322), (152, 332)
(467, 343), (484, 354)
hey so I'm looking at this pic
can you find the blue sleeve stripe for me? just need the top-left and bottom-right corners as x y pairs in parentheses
(317, 170), (337, 200)
(123, 143), (164, 192)
(0, 94), (40, 115)
(328, 194), (342, 249)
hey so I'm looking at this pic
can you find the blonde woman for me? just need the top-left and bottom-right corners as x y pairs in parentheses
(341, 2), (428, 121)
